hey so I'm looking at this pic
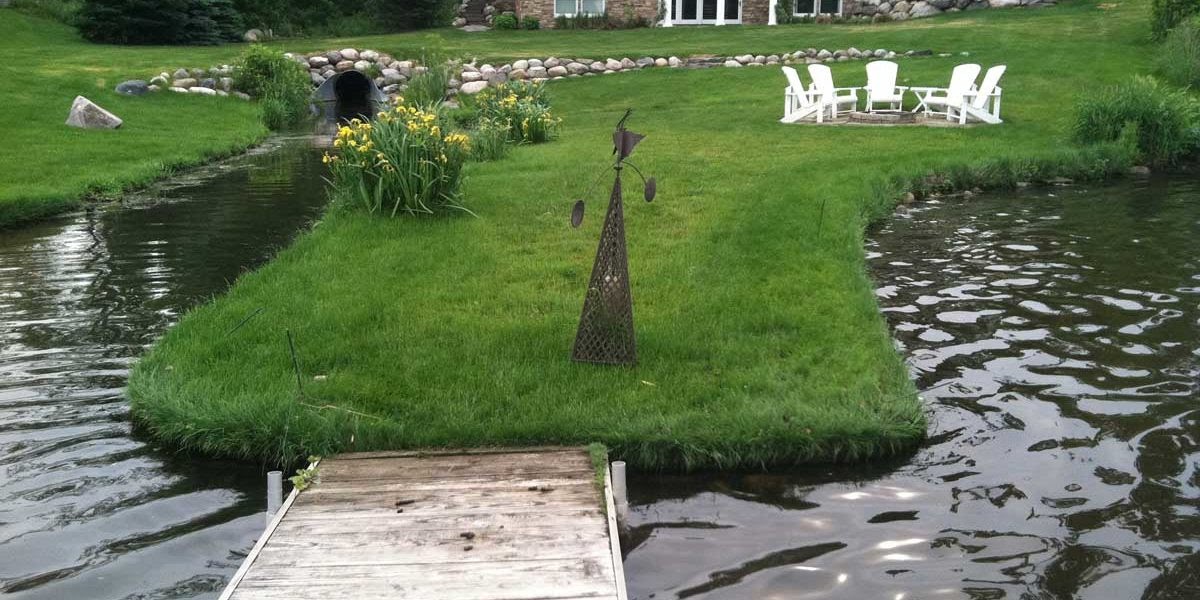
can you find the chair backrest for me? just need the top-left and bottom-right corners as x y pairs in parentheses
(807, 64), (835, 97)
(972, 65), (1006, 108)
(781, 66), (813, 107)
(865, 60), (898, 95)
(946, 63), (982, 104)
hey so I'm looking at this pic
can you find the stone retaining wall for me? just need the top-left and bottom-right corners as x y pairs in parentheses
(134, 45), (945, 101)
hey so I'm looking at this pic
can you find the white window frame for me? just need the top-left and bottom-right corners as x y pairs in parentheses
(793, 0), (842, 16)
(672, 0), (741, 24)
(555, 0), (606, 17)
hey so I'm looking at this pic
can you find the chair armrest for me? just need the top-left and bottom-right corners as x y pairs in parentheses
(908, 86), (941, 93)
(833, 87), (860, 93)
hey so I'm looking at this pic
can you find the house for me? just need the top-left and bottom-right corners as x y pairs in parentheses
(516, 0), (847, 27)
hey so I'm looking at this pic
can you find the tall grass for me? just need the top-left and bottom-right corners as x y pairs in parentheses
(1073, 76), (1200, 166)
(405, 57), (453, 107)
(1158, 18), (1200, 87)
(233, 45), (313, 130)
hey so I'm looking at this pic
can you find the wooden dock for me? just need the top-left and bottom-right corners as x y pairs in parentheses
(220, 447), (627, 600)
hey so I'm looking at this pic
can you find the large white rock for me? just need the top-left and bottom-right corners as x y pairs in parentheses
(459, 81), (489, 94)
(309, 55), (329, 68)
(189, 86), (217, 96)
(340, 48), (360, 61)
(65, 96), (122, 129)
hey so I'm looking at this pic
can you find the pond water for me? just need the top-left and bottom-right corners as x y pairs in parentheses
(0, 136), (329, 599)
(624, 179), (1200, 599)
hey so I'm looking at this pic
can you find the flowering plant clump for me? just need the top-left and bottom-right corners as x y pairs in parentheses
(473, 81), (561, 144)
(324, 98), (473, 216)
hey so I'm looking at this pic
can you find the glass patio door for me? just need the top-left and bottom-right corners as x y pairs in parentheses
(675, 0), (739, 23)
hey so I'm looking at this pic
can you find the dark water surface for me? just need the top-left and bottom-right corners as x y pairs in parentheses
(0, 136), (329, 599)
(624, 179), (1200, 599)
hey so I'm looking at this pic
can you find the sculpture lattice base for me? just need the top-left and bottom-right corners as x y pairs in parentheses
(571, 173), (636, 366)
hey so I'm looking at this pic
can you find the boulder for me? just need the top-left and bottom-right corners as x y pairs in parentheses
(311, 72), (326, 85)
(173, 68), (190, 79)
(929, 0), (956, 7)
(487, 71), (509, 84)
(382, 68), (405, 84)
(875, 48), (888, 57)
(878, 1), (892, 10)
(910, 1), (943, 16)
(335, 60), (354, 72)
(65, 96), (122, 129)
(668, 56), (682, 67)
(309, 56), (329, 68)
(452, 16), (467, 27)
(655, 57), (669, 67)
(340, 48), (360, 61)
(148, 85), (160, 92)
(528, 66), (548, 78)
(893, 0), (911, 10)
(459, 81), (489, 95)
(590, 61), (606, 72)
(189, 86), (217, 96)
(766, 54), (781, 64)
(989, 0), (1020, 5)
(566, 61), (589, 75)
(513, 59), (529, 71)
(545, 57), (561, 68)
(149, 75), (169, 87)
(735, 54), (753, 64)
(243, 28), (264, 42)
(620, 57), (637, 69)
(817, 49), (833, 59)
(528, 58), (544, 68)
(636, 56), (655, 68)
(172, 78), (198, 89)
(461, 71), (483, 82)
(219, 76), (233, 91)
(354, 60), (370, 72)
(115, 80), (149, 96)
(509, 68), (528, 80)
(325, 50), (343, 64)
(361, 50), (379, 62)
(547, 65), (569, 77)
(724, 59), (742, 67)
(199, 77), (216, 89)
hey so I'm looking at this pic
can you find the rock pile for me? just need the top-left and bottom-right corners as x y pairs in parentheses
(846, 0), (1055, 22)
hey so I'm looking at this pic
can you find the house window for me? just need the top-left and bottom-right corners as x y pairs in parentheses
(794, 0), (841, 15)
(556, 0), (605, 16)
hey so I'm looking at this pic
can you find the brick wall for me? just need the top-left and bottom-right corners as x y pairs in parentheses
(518, 0), (658, 27)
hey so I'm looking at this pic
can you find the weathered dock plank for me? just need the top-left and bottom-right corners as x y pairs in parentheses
(221, 447), (626, 600)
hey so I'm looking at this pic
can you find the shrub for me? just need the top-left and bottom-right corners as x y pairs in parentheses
(472, 81), (560, 143)
(1073, 76), (1200, 165)
(77, 0), (242, 45)
(1152, 0), (1200, 39)
(521, 15), (540, 29)
(1159, 18), (1200, 88)
(470, 118), (511, 161)
(367, 0), (454, 30)
(553, 12), (609, 29)
(10, 0), (83, 24)
(324, 102), (472, 216)
(233, 45), (313, 129)
(493, 12), (518, 29)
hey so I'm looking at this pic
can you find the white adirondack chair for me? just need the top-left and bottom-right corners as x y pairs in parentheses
(864, 60), (906, 113)
(807, 64), (860, 123)
(953, 65), (1006, 124)
(911, 63), (981, 120)
(780, 66), (821, 124)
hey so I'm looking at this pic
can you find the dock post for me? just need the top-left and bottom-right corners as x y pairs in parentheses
(266, 470), (283, 526)
(611, 461), (629, 526)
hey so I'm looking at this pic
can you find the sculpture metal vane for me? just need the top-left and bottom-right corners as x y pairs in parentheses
(570, 109), (656, 366)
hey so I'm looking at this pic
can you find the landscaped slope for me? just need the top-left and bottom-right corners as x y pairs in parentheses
(129, 0), (1150, 470)
(0, 15), (264, 227)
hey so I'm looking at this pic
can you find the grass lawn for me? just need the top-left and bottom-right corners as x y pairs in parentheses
(0, 15), (268, 227)
(105, 1), (1152, 470)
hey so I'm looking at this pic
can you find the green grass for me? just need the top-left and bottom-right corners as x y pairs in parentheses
(105, 1), (1154, 470)
(0, 15), (267, 228)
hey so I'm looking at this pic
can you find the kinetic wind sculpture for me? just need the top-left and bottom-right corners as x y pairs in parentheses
(570, 109), (656, 366)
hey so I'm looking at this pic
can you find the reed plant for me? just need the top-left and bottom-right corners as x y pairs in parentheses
(324, 99), (472, 216)
(1073, 76), (1200, 166)
(469, 118), (511, 161)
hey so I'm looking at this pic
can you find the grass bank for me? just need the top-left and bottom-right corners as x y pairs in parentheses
(0, 15), (266, 228)
(124, 0), (1151, 470)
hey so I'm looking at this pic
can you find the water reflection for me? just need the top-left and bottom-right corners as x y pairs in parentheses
(623, 177), (1200, 599)
(0, 136), (330, 599)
